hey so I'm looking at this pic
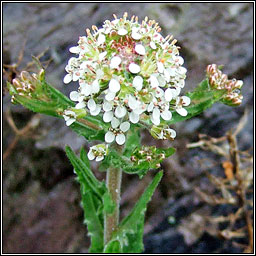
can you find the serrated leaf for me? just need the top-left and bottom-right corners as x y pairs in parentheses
(65, 146), (106, 199)
(104, 171), (163, 253)
(65, 146), (107, 253)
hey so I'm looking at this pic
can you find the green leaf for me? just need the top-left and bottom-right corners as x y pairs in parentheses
(69, 122), (105, 141)
(65, 145), (106, 200)
(80, 147), (90, 167)
(65, 146), (107, 253)
(104, 171), (163, 253)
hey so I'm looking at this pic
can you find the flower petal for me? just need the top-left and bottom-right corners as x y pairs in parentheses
(153, 107), (160, 120)
(87, 150), (95, 160)
(129, 112), (140, 124)
(87, 99), (96, 111)
(176, 107), (187, 116)
(120, 121), (130, 132)
(105, 131), (115, 143)
(109, 79), (120, 93)
(105, 91), (116, 101)
(70, 91), (80, 101)
(150, 75), (159, 88)
(150, 41), (157, 49)
(64, 74), (72, 84)
(181, 96), (191, 106)
(69, 46), (80, 54)
(161, 110), (172, 121)
(132, 31), (142, 40)
(118, 28), (128, 35)
(96, 156), (104, 162)
(129, 63), (141, 74)
(75, 101), (86, 109)
(90, 105), (101, 116)
(110, 56), (121, 69)
(165, 88), (173, 102)
(99, 51), (107, 61)
(157, 62), (164, 73)
(66, 118), (76, 126)
(97, 33), (106, 45)
(128, 95), (139, 110)
(111, 117), (120, 129)
(115, 106), (127, 118)
(116, 133), (126, 145)
(103, 111), (114, 123)
(92, 80), (100, 94)
(135, 44), (146, 55)
(103, 101), (113, 112)
(133, 76), (143, 91)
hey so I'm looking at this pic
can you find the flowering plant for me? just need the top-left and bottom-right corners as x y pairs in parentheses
(7, 13), (243, 253)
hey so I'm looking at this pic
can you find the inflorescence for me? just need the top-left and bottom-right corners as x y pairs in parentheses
(63, 13), (191, 161)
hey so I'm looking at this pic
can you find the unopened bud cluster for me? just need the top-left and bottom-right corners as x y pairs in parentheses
(131, 145), (164, 168)
(11, 70), (45, 103)
(63, 13), (191, 161)
(206, 64), (243, 106)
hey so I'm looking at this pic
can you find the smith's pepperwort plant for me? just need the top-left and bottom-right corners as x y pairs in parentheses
(7, 13), (243, 253)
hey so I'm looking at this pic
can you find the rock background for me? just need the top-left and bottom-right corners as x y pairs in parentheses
(3, 3), (253, 253)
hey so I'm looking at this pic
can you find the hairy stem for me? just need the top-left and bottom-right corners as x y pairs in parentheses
(104, 165), (122, 245)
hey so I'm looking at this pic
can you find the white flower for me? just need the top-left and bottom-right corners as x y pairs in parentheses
(175, 96), (191, 116)
(129, 63), (141, 74)
(131, 27), (142, 40)
(88, 144), (108, 161)
(87, 99), (101, 116)
(135, 44), (146, 55)
(110, 56), (122, 69)
(105, 121), (130, 145)
(63, 110), (77, 126)
(63, 14), (190, 142)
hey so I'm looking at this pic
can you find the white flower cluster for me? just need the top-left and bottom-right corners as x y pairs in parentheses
(63, 13), (191, 160)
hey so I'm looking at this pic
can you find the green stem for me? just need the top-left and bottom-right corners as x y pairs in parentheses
(104, 165), (122, 245)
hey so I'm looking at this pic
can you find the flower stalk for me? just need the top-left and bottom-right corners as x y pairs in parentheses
(104, 165), (122, 245)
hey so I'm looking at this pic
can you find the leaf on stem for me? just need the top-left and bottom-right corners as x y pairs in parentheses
(104, 171), (163, 253)
(65, 146), (107, 253)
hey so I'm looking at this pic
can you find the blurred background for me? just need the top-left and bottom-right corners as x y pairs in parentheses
(3, 2), (253, 253)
